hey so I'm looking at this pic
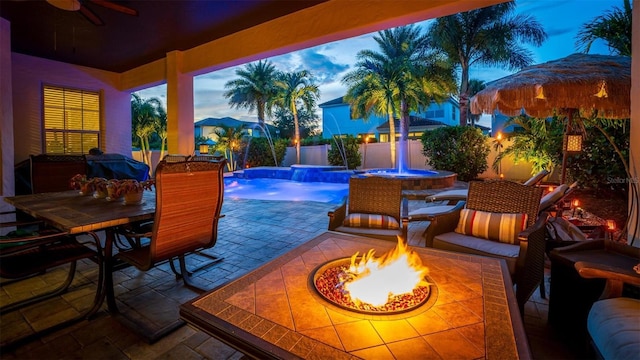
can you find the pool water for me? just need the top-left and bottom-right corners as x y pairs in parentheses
(223, 177), (348, 203)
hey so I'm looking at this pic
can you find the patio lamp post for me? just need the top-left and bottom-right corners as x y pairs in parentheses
(199, 144), (209, 155)
(363, 135), (371, 169)
(494, 131), (504, 178)
(561, 113), (583, 184)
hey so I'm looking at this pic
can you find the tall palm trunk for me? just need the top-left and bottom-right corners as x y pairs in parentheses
(398, 100), (410, 172)
(386, 105), (396, 169)
(459, 63), (470, 126)
(292, 101), (301, 164)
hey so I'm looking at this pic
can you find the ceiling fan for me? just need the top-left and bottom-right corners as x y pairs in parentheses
(46, 0), (138, 26)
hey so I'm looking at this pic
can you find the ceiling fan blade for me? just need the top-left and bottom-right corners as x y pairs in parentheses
(78, 4), (105, 26)
(89, 0), (138, 16)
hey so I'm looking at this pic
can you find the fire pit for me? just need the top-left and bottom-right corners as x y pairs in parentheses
(311, 239), (434, 316)
(181, 232), (531, 359)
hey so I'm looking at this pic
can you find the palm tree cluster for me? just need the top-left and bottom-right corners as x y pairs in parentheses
(576, 0), (632, 56)
(220, 1), (549, 169)
(342, 25), (458, 170)
(427, 1), (547, 127)
(131, 94), (167, 167)
(223, 61), (320, 164)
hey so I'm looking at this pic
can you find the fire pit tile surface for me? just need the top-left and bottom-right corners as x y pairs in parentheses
(187, 232), (529, 359)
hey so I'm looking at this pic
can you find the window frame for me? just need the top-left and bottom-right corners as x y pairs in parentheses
(42, 85), (102, 155)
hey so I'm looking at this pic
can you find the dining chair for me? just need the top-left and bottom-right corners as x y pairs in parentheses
(107, 160), (226, 342)
(113, 159), (226, 289)
(328, 175), (408, 242)
(0, 216), (104, 346)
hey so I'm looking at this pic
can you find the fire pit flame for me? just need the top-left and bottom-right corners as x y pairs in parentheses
(342, 238), (429, 307)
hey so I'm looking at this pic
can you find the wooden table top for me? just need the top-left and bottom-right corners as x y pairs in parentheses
(4, 190), (156, 234)
(181, 232), (531, 360)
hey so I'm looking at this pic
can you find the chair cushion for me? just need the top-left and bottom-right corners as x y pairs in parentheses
(433, 232), (519, 276)
(588, 297), (640, 360)
(344, 213), (399, 229)
(455, 209), (528, 244)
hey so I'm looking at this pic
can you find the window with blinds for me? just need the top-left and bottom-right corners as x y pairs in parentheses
(43, 86), (100, 154)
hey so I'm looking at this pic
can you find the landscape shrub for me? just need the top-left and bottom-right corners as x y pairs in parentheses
(327, 135), (361, 169)
(240, 137), (288, 167)
(420, 126), (489, 182)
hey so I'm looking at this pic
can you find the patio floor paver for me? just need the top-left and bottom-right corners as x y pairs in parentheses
(1, 197), (586, 359)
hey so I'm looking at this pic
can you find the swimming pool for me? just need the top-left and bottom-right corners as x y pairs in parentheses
(223, 177), (349, 203)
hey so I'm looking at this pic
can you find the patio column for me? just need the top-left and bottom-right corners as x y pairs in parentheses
(629, 0), (639, 246)
(0, 18), (14, 203)
(166, 50), (194, 156)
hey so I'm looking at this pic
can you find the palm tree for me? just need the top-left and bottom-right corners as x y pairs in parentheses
(223, 60), (279, 126)
(427, 1), (547, 126)
(271, 70), (320, 164)
(343, 58), (400, 168)
(131, 94), (162, 167)
(213, 124), (245, 171)
(343, 25), (457, 171)
(575, 0), (632, 56)
(154, 104), (168, 162)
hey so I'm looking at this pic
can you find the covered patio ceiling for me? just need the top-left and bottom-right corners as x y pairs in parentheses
(0, 0), (327, 73)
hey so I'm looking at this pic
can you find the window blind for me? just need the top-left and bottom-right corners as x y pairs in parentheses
(43, 86), (100, 154)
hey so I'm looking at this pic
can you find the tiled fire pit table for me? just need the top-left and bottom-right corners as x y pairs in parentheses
(180, 232), (530, 359)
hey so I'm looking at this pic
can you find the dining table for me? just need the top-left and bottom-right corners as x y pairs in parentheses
(4, 189), (157, 313)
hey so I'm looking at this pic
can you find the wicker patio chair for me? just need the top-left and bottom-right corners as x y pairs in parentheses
(574, 243), (640, 360)
(425, 169), (550, 203)
(328, 176), (408, 242)
(424, 180), (547, 314)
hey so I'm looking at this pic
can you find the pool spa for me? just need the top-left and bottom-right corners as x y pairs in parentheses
(224, 165), (456, 203)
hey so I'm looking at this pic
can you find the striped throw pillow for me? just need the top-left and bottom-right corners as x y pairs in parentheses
(344, 213), (400, 229)
(455, 209), (529, 244)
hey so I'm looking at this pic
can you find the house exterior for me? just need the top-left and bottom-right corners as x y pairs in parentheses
(194, 117), (277, 143)
(320, 96), (460, 141)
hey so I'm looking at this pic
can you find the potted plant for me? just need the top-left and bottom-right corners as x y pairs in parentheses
(106, 179), (123, 201)
(111, 179), (154, 204)
(92, 178), (109, 199)
(69, 174), (94, 195)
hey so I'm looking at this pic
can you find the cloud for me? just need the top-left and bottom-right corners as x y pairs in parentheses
(296, 49), (350, 84)
(134, 0), (619, 126)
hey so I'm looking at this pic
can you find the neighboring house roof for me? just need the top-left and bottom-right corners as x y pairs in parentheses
(318, 97), (345, 108)
(194, 117), (278, 134)
(194, 117), (246, 128)
(376, 116), (448, 131)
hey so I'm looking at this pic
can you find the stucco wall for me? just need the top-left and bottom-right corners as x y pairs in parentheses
(11, 53), (132, 163)
(1, 18), (14, 207)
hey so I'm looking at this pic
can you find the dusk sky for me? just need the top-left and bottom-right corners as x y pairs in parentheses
(135, 0), (621, 127)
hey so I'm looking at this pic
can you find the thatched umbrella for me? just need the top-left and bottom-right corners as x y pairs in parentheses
(470, 53), (631, 183)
